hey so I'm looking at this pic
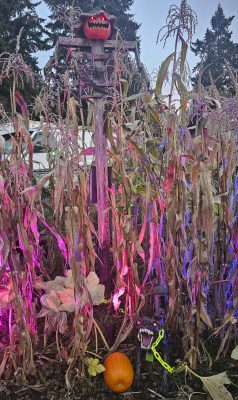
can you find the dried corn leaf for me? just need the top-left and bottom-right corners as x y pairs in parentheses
(155, 52), (174, 95)
(215, 328), (231, 361)
(0, 230), (10, 268)
(54, 157), (66, 219)
(200, 301), (213, 329)
(201, 372), (233, 400)
(69, 96), (78, 135)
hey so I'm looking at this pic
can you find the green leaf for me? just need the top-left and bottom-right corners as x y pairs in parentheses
(179, 35), (188, 76)
(96, 364), (106, 373)
(88, 367), (97, 376)
(87, 358), (105, 376)
(155, 52), (174, 95)
(88, 358), (99, 367)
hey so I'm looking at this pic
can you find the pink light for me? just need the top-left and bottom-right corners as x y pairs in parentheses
(113, 287), (125, 313)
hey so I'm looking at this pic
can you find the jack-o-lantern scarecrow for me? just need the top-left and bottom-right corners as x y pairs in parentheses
(75, 8), (117, 40)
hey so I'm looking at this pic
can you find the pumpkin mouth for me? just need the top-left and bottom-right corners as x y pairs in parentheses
(138, 328), (154, 350)
(88, 21), (110, 29)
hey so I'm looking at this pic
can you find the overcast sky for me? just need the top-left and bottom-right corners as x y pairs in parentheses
(37, 0), (238, 75)
(131, 0), (238, 74)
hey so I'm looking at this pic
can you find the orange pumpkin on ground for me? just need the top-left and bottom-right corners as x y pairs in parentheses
(103, 352), (134, 393)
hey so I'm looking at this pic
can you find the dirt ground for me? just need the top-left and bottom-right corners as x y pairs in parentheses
(0, 355), (237, 400)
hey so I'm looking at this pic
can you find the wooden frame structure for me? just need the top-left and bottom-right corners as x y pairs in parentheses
(44, 32), (149, 292)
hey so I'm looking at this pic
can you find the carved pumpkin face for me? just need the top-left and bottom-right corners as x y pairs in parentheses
(83, 12), (112, 40)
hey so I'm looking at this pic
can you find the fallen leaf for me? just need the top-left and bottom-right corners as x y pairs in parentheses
(64, 270), (74, 288)
(59, 288), (75, 312)
(47, 276), (66, 291)
(201, 372), (233, 400)
(85, 271), (105, 305)
(231, 345), (238, 360)
(41, 290), (61, 312)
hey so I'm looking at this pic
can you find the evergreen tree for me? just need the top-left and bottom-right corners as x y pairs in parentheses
(0, 0), (51, 112)
(192, 4), (238, 94)
(0, 0), (50, 70)
(44, 0), (140, 44)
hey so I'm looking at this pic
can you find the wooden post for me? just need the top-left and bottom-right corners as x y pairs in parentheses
(92, 41), (111, 292)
